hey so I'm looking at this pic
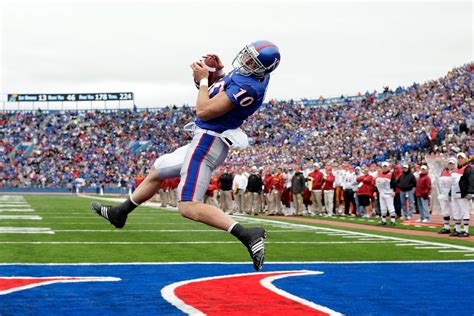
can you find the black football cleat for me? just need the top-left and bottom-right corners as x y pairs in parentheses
(90, 202), (127, 229)
(378, 221), (387, 226)
(457, 231), (470, 238)
(438, 228), (451, 234)
(388, 222), (396, 226)
(245, 227), (266, 271)
(449, 230), (460, 237)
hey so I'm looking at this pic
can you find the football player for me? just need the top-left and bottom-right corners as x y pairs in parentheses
(91, 40), (280, 270)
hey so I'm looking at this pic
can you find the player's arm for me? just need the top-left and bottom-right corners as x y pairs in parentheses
(196, 90), (236, 121)
(191, 61), (236, 121)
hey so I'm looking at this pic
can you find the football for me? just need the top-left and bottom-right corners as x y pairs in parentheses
(194, 55), (224, 88)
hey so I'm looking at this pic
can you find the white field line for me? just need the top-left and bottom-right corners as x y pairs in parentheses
(464, 254), (474, 256)
(0, 241), (399, 245)
(0, 201), (27, 204)
(395, 244), (420, 246)
(231, 216), (474, 252)
(0, 227), (54, 234)
(0, 209), (35, 212)
(53, 229), (313, 233)
(0, 197), (26, 202)
(326, 233), (355, 236)
(438, 250), (474, 253)
(0, 204), (31, 208)
(414, 246), (451, 249)
(357, 238), (386, 241)
(0, 215), (42, 220)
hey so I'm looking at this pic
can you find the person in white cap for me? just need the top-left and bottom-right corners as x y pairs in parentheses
(437, 158), (456, 234)
(449, 152), (472, 237)
(375, 161), (398, 225)
(397, 163), (417, 220)
(415, 165), (432, 223)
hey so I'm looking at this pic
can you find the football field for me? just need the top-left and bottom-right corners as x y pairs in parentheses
(1, 195), (473, 315)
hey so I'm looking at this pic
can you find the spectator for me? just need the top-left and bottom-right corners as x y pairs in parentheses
(291, 166), (306, 215)
(397, 163), (417, 220)
(342, 164), (357, 216)
(218, 167), (234, 214)
(415, 165), (432, 223)
(356, 166), (375, 217)
(307, 162), (324, 215)
(270, 167), (285, 215)
(246, 166), (263, 215)
(232, 167), (247, 214)
(262, 167), (274, 214)
(322, 165), (336, 216)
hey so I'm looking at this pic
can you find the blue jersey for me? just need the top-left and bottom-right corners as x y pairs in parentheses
(195, 70), (270, 133)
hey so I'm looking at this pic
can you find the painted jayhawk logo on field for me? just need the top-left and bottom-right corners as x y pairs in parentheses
(161, 270), (340, 315)
(1, 271), (338, 315)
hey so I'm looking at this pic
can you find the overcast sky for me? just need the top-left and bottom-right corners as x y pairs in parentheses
(0, 0), (472, 107)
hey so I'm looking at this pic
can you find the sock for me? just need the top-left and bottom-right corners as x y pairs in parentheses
(227, 222), (238, 233)
(463, 219), (470, 233)
(381, 217), (386, 223)
(116, 197), (139, 215)
(455, 220), (461, 232)
(390, 215), (395, 223)
(229, 223), (249, 243)
(443, 216), (450, 230)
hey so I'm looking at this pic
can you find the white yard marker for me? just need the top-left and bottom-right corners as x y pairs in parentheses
(357, 238), (386, 241)
(0, 215), (42, 220)
(414, 246), (451, 249)
(0, 196), (25, 201)
(0, 204), (30, 207)
(438, 250), (474, 253)
(395, 243), (420, 246)
(0, 227), (54, 234)
(0, 209), (35, 212)
(0, 201), (27, 204)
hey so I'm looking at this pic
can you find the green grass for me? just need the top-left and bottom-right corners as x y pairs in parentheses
(0, 195), (471, 264)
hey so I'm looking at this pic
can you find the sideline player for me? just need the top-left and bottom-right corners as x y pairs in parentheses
(375, 162), (398, 226)
(437, 157), (456, 234)
(90, 40), (281, 270)
(450, 153), (472, 237)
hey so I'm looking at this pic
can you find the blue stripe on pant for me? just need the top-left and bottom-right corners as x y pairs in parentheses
(180, 133), (216, 202)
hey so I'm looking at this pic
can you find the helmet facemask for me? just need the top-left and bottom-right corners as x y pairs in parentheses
(232, 45), (266, 78)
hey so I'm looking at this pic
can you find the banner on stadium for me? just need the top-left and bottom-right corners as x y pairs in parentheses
(7, 93), (134, 102)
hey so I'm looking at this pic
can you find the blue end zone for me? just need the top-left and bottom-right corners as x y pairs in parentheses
(1, 262), (473, 315)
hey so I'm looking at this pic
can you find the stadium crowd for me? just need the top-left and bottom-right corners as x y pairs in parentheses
(0, 64), (472, 191)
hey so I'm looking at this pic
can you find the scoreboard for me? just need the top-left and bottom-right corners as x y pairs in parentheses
(7, 92), (134, 102)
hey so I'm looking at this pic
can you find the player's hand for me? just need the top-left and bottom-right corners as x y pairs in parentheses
(391, 192), (395, 197)
(191, 61), (209, 81)
(202, 54), (224, 70)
